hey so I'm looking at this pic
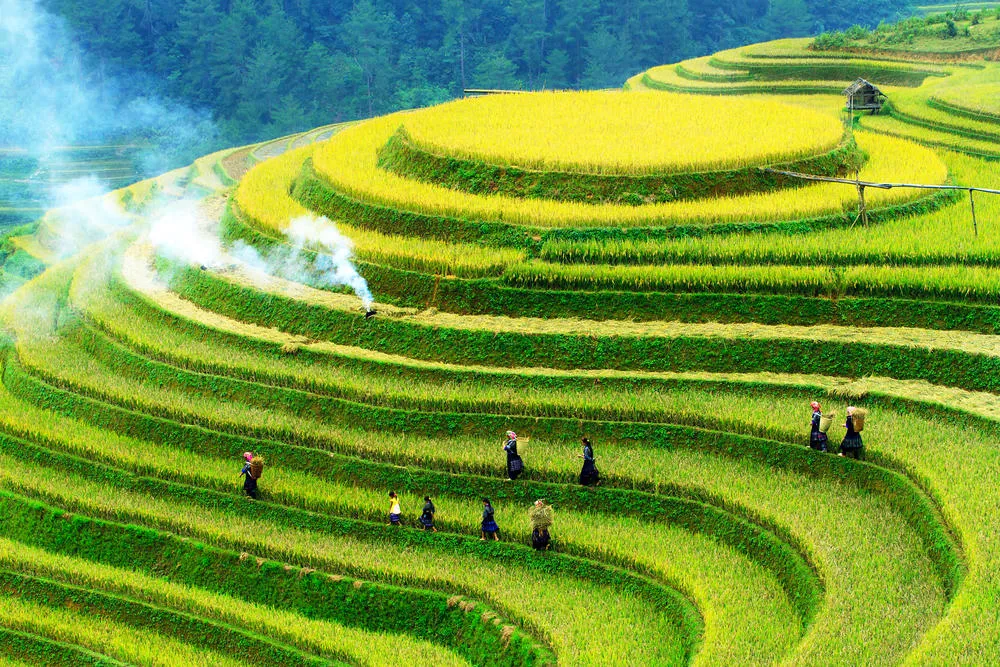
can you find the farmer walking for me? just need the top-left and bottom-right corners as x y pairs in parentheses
(419, 496), (437, 532)
(503, 431), (524, 481)
(239, 452), (263, 499)
(481, 498), (500, 541)
(809, 401), (829, 452)
(529, 499), (553, 551)
(579, 437), (600, 485)
(839, 406), (866, 460)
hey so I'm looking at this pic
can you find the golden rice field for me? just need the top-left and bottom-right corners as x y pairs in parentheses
(6, 17), (1000, 667)
(397, 91), (844, 174)
(312, 110), (945, 228)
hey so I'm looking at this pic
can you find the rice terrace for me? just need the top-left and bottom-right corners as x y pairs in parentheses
(7, 2), (1000, 665)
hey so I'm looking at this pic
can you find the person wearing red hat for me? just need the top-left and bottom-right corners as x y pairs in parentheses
(239, 452), (259, 499)
(809, 402), (828, 452)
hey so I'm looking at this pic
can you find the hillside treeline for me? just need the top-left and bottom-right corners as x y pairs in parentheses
(45, 0), (910, 142)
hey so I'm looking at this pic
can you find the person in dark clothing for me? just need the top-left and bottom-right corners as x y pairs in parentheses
(529, 499), (553, 551)
(839, 406), (864, 460)
(239, 451), (258, 499)
(809, 401), (828, 452)
(419, 496), (437, 532)
(578, 437), (600, 485)
(480, 498), (500, 541)
(532, 527), (551, 550)
(503, 431), (523, 481)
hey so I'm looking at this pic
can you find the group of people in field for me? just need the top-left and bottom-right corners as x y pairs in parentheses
(238, 430), (600, 552)
(808, 401), (866, 459)
(239, 406), (866, 553)
(385, 431), (599, 549)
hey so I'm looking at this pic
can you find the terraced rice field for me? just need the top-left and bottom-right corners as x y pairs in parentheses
(3, 22), (1000, 667)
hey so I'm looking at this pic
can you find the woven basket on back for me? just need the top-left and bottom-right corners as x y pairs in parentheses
(819, 412), (835, 433)
(250, 456), (265, 479)
(852, 408), (867, 432)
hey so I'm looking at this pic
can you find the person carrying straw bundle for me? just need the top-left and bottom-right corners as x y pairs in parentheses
(839, 406), (867, 460)
(529, 499), (553, 551)
(239, 452), (264, 499)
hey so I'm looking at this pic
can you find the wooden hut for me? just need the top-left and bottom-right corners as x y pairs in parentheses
(843, 78), (885, 114)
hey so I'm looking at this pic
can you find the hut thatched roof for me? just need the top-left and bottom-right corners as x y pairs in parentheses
(843, 78), (883, 97)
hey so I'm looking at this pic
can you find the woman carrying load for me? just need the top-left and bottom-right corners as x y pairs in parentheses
(419, 496), (437, 532)
(239, 452), (261, 499)
(530, 499), (553, 551)
(503, 431), (523, 481)
(839, 406), (865, 460)
(480, 498), (500, 541)
(809, 401), (829, 452)
(579, 437), (600, 485)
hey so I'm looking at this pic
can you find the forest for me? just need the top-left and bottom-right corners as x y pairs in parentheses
(43, 0), (912, 144)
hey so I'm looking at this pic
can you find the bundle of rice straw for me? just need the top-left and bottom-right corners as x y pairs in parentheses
(250, 456), (265, 479)
(852, 408), (867, 432)
(529, 501), (553, 531)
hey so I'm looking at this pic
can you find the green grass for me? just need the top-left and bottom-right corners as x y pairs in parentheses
(0, 451), (693, 666)
(7, 249), (965, 664)
(0, 537), (459, 667)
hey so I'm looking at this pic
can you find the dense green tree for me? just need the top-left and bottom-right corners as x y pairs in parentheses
(472, 49), (523, 89)
(34, 0), (915, 147)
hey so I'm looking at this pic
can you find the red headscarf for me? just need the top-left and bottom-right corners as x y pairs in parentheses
(810, 401), (821, 411)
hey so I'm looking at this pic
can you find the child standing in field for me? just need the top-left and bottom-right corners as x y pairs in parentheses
(809, 401), (829, 452)
(504, 431), (524, 481)
(419, 496), (437, 532)
(389, 491), (402, 526)
(481, 498), (500, 541)
(239, 452), (260, 499)
(839, 406), (865, 460)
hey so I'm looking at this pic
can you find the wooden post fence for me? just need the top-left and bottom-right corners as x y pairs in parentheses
(760, 167), (1000, 237)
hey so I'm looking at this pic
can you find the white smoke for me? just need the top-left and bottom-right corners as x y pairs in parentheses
(147, 200), (227, 269)
(146, 203), (374, 311)
(1, 0), (217, 223)
(285, 215), (374, 310)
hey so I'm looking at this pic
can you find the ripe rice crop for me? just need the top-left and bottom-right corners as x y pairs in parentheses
(0, 453), (692, 666)
(235, 146), (523, 277)
(398, 91), (844, 174)
(313, 126), (945, 229)
(539, 148), (998, 267)
(502, 259), (1000, 301)
(0, 538), (465, 667)
(0, 389), (800, 666)
(0, 595), (242, 667)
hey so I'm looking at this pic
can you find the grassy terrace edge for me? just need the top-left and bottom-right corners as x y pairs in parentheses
(222, 205), (1000, 333)
(7, 318), (826, 631)
(0, 423), (703, 663)
(376, 126), (864, 205)
(0, 572), (334, 667)
(290, 158), (959, 246)
(64, 268), (965, 608)
(170, 262), (1000, 395)
(0, 487), (555, 667)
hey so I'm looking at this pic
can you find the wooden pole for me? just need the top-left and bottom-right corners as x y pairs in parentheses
(970, 188), (978, 237)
